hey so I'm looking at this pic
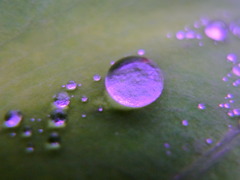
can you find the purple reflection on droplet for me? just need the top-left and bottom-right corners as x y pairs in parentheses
(233, 108), (240, 116)
(198, 103), (206, 110)
(105, 56), (164, 108)
(65, 80), (77, 91)
(205, 138), (213, 144)
(185, 30), (195, 39)
(137, 49), (145, 56)
(93, 74), (101, 81)
(176, 31), (185, 40)
(53, 92), (70, 109)
(4, 110), (23, 128)
(204, 20), (228, 41)
(232, 64), (240, 77)
(227, 53), (237, 63)
(164, 143), (170, 148)
(182, 120), (188, 126)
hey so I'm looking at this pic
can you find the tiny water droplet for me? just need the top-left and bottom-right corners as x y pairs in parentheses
(230, 20), (240, 38)
(105, 56), (164, 108)
(25, 142), (34, 153)
(22, 126), (32, 137)
(228, 110), (235, 117)
(137, 49), (145, 56)
(98, 106), (104, 112)
(30, 118), (35, 122)
(226, 93), (234, 99)
(229, 100), (235, 103)
(198, 42), (204, 47)
(227, 53), (237, 63)
(65, 80), (77, 91)
(53, 92), (70, 109)
(204, 20), (228, 41)
(9, 132), (16, 137)
(38, 129), (44, 133)
(185, 30), (195, 39)
(224, 103), (230, 109)
(93, 74), (101, 81)
(4, 110), (23, 128)
(49, 109), (67, 128)
(205, 138), (213, 144)
(198, 103), (206, 110)
(46, 132), (61, 150)
(232, 79), (240, 86)
(81, 95), (88, 103)
(222, 77), (228, 82)
(110, 61), (115, 65)
(232, 64), (240, 77)
(164, 143), (170, 148)
(81, 114), (87, 118)
(219, 103), (224, 108)
(182, 120), (188, 126)
(176, 31), (185, 40)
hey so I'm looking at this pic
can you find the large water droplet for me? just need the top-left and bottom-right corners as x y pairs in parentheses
(49, 109), (67, 128)
(232, 64), (240, 77)
(4, 110), (23, 128)
(105, 56), (164, 109)
(65, 80), (77, 91)
(53, 92), (70, 109)
(46, 132), (61, 150)
(204, 20), (228, 41)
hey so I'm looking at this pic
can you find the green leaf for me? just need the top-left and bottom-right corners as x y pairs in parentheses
(1, 0), (240, 179)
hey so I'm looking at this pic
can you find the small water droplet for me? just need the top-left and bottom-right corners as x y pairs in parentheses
(110, 61), (115, 65)
(198, 103), (206, 110)
(226, 93), (234, 99)
(38, 129), (44, 133)
(65, 80), (77, 91)
(53, 92), (70, 109)
(227, 53), (237, 63)
(233, 108), (240, 116)
(176, 31), (185, 40)
(224, 103), (231, 109)
(182, 120), (188, 126)
(230, 20), (240, 38)
(9, 132), (16, 137)
(98, 105), (104, 112)
(232, 79), (240, 86)
(105, 56), (164, 108)
(219, 103), (224, 108)
(222, 77), (228, 82)
(4, 110), (23, 128)
(232, 64), (240, 77)
(205, 138), (213, 144)
(30, 118), (35, 122)
(22, 126), (32, 137)
(198, 42), (204, 47)
(49, 109), (67, 128)
(229, 100), (235, 103)
(81, 95), (88, 103)
(185, 30), (195, 39)
(93, 74), (101, 81)
(25, 142), (34, 153)
(228, 110), (235, 117)
(46, 132), (61, 150)
(81, 114), (87, 118)
(164, 143), (170, 148)
(137, 49), (145, 56)
(204, 20), (228, 41)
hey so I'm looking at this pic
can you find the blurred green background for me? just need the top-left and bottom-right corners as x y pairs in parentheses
(1, 0), (240, 179)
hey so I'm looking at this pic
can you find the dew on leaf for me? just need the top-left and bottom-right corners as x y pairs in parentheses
(137, 49), (145, 56)
(205, 138), (213, 144)
(232, 64), (240, 77)
(81, 95), (88, 103)
(98, 106), (104, 112)
(233, 108), (240, 116)
(227, 53), (237, 63)
(81, 114), (87, 118)
(204, 20), (228, 41)
(198, 103), (206, 110)
(176, 31), (185, 40)
(4, 110), (23, 128)
(22, 126), (32, 137)
(65, 80), (77, 91)
(93, 74), (101, 81)
(25, 142), (34, 153)
(49, 109), (67, 128)
(105, 56), (164, 109)
(182, 120), (189, 126)
(53, 92), (70, 109)
(46, 132), (61, 150)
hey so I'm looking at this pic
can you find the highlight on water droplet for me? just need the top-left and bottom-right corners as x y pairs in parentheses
(233, 108), (240, 116)
(65, 80), (77, 91)
(25, 142), (34, 153)
(53, 92), (70, 109)
(46, 132), (61, 150)
(48, 109), (67, 128)
(227, 53), (237, 63)
(198, 103), (206, 110)
(176, 31), (185, 40)
(105, 56), (164, 109)
(93, 74), (101, 81)
(4, 110), (23, 128)
(232, 64), (240, 77)
(229, 20), (240, 38)
(22, 125), (32, 137)
(81, 114), (87, 118)
(137, 49), (145, 56)
(204, 20), (228, 41)
(98, 105), (104, 112)
(81, 95), (88, 103)
(182, 120), (188, 126)
(205, 138), (213, 144)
